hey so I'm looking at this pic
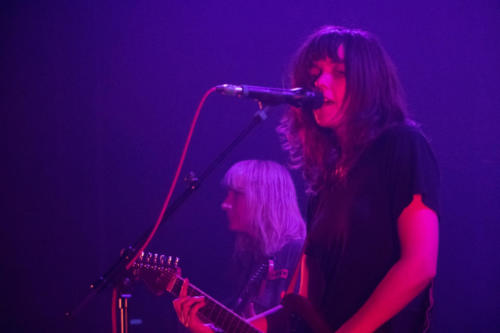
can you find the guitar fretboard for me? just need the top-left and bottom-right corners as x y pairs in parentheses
(165, 271), (262, 333)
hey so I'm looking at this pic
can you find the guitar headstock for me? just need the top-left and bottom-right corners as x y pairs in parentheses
(131, 252), (181, 296)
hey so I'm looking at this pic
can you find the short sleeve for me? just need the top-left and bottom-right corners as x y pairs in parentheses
(383, 125), (440, 221)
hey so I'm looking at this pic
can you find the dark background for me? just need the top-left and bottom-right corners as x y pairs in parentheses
(2, 1), (499, 332)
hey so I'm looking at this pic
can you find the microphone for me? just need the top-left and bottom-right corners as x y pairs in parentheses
(215, 84), (323, 109)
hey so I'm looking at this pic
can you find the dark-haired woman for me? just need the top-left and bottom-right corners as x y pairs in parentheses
(262, 26), (439, 333)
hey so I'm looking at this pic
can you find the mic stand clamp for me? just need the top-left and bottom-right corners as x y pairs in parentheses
(184, 171), (200, 190)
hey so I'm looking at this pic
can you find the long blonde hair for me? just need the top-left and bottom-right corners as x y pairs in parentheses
(222, 160), (305, 257)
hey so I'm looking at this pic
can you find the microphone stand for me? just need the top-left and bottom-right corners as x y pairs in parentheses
(65, 105), (273, 330)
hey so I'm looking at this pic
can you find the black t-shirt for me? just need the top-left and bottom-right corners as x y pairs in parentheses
(305, 124), (440, 332)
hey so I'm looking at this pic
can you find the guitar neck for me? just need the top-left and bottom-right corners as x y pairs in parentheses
(168, 274), (261, 333)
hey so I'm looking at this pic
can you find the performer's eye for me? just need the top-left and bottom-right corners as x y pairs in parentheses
(333, 70), (345, 79)
(308, 70), (320, 87)
(333, 64), (346, 78)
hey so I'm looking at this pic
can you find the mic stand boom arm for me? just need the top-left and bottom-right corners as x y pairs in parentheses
(66, 105), (272, 320)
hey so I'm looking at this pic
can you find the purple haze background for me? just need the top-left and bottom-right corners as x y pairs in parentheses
(2, 1), (499, 332)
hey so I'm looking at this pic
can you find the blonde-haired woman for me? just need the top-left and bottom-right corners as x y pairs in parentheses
(173, 160), (305, 332)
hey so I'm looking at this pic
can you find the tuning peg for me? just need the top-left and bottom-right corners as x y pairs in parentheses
(174, 257), (180, 268)
(159, 254), (166, 266)
(167, 256), (172, 266)
(139, 251), (145, 262)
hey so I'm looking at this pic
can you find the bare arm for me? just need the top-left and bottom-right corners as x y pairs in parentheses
(336, 194), (439, 333)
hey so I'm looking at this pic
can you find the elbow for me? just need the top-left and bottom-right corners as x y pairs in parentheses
(427, 263), (437, 279)
(425, 265), (437, 282)
(400, 256), (437, 288)
(414, 258), (437, 287)
(421, 253), (438, 280)
(420, 268), (436, 287)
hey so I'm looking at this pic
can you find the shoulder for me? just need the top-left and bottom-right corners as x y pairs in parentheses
(368, 123), (434, 156)
(359, 123), (439, 182)
(376, 123), (428, 144)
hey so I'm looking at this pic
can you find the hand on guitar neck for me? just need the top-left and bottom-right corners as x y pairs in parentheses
(173, 278), (213, 333)
(132, 253), (263, 333)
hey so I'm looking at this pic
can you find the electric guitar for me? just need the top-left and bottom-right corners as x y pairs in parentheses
(131, 252), (262, 333)
(132, 252), (332, 333)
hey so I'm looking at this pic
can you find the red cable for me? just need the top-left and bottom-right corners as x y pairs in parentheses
(423, 280), (435, 332)
(112, 86), (216, 332)
(125, 86), (216, 270)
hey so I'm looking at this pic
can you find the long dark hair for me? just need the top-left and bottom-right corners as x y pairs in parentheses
(278, 26), (413, 193)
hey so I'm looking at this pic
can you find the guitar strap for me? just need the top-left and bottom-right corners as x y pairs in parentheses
(233, 259), (269, 316)
(235, 244), (303, 317)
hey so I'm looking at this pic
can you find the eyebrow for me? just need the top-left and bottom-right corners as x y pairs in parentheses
(308, 61), (345, 73)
